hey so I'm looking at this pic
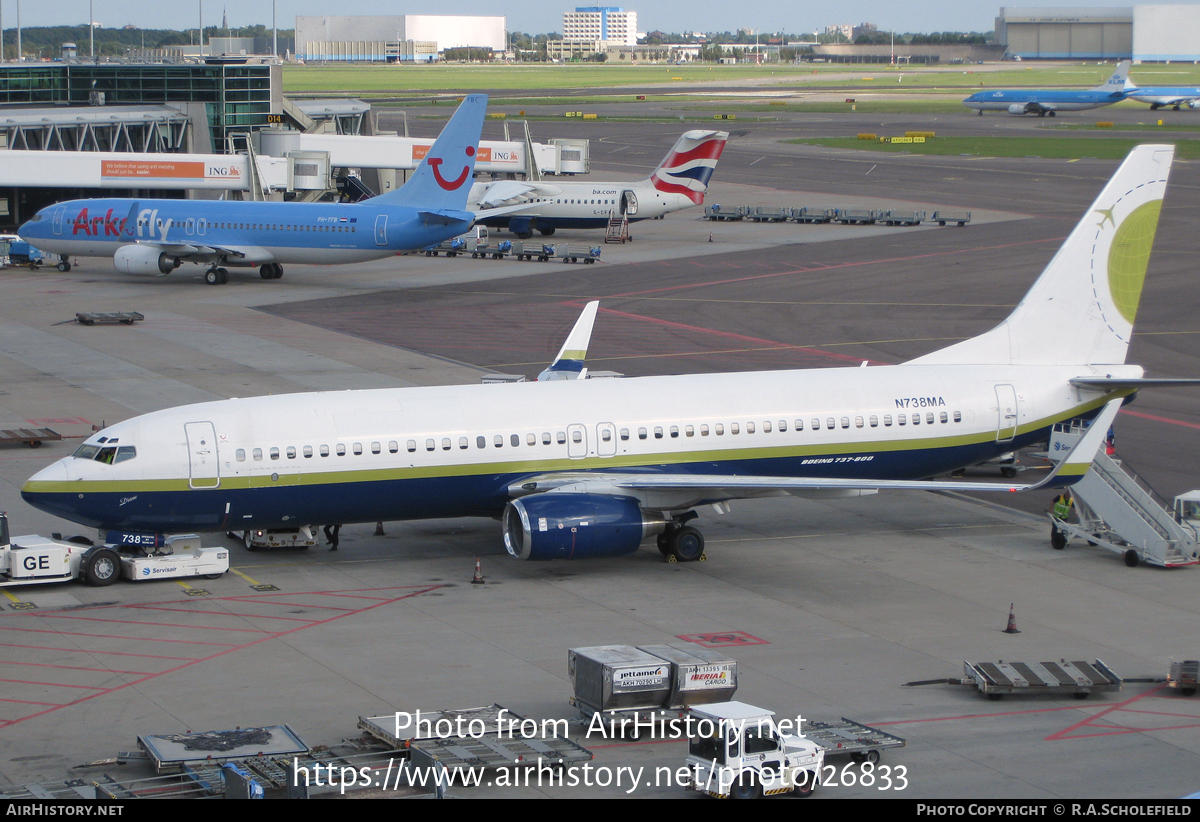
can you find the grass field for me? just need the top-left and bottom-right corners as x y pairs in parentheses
(784, 135), (1200, 160)
(283, 62), (1200, 95)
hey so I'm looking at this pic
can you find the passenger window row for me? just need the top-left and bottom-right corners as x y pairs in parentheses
(228, 410), (964, 464)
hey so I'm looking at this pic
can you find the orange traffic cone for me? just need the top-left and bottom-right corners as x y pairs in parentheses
(1003, 603), (1021, 634)
(471, 557), (485, 585)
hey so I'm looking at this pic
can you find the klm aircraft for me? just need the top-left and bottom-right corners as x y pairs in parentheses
(22, 146), (1181, 565)
(17, 95), (496, 285)
(963, 61), (1131, 116)
(1125, 79), (1200, 110)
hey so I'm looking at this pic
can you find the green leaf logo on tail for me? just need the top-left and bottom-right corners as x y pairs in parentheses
(1108, 199), (1162, 325)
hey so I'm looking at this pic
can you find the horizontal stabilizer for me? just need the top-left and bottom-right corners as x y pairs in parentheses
(418, 209), (474, 227)
(1071, 377), (1200, 390)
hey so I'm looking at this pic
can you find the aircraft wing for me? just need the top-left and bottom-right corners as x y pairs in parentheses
(476, 180), (563, 207)
(151, 242), (246, 259)
(515, 399), (1121, 506)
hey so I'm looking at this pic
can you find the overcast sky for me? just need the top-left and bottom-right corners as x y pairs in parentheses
(7, 0), (1200, 37)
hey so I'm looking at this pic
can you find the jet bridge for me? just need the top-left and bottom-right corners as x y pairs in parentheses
(1049, 421), (1200, 567)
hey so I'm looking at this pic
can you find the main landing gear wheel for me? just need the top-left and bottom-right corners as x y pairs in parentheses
(657, 531), (673, 557)
(670, 526), (705, 563)
(205, 268), (229, 285)
(1050, 525), (1067, 550)
(514, 230), (532, 240)
(539, 228), (556, 236)
(83, 548), (120, 586)
(57, 260), (71, 272)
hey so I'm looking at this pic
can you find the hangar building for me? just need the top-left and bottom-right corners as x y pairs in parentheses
(996, 5), (1200, 62)
(296, 15), (507, 61)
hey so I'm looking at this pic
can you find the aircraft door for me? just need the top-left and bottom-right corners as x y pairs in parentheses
(567, 424), (588, 459)
(620, 190), (638, 216)
(52, 206), (66, 236)
(995, 384), (1019, 443)
(374, 215), (388, 246)
(184, 421), (221, 489)
(596, 423), (617, 457)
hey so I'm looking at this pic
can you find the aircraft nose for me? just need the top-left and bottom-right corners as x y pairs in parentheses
(24, 459), (69, 487)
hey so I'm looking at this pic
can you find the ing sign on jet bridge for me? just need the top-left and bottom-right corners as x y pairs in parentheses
(411, 144), (516, 165)
(100, 159), (242, 181)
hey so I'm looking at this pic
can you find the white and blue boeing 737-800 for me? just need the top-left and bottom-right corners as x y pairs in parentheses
(16, 95), (499, 284)
(22, 146), (1178, 564)
(963, 61), (1131, 116)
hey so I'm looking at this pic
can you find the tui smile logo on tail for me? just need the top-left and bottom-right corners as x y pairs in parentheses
(429, 146), (476, 191)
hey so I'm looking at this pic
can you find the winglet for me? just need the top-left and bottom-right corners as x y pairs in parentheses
(538, 301), (599, 381)
(1036, 399), (1123, 488)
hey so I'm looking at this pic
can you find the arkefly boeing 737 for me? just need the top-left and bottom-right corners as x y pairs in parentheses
(17, 95), (507, 284)
(23, 146), (1177, 564)
(963, 61), (1131, 116)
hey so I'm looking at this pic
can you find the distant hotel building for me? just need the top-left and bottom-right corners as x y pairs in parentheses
(563, 7), (638, 47)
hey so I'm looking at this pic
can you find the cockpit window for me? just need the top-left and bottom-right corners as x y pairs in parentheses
(72, 443), (136, 464)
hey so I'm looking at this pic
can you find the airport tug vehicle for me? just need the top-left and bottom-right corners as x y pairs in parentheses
(0, 513), (228, 587)
(682, 702), (823, 799)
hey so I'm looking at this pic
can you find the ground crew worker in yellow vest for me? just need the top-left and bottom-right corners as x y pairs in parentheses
(1053, 491), (1074, 521)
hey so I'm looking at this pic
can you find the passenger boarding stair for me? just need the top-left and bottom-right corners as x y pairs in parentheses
(605, 211), (630, 243)
(1049, 421), (1200, 567)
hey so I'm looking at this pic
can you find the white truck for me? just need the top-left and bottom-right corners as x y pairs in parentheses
(682, 701), (823, 799)
(0, 513), (229, 587)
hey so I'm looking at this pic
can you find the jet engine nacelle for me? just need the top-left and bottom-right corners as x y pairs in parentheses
(1008, 103), (1030, 115)
(1189, 100), (1200, 109)
(113, 244), (180, 276)
(502, 494), (665, 560)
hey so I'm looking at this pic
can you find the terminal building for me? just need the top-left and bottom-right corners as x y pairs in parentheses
(295, 15), (507, 61)
(996, 5), (1200, 61)
(0, 61), (589, 234)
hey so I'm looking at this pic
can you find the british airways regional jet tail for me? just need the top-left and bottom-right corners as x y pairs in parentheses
(16, 95), (491, 285)
(22, 145), (1176, 564)
(963, 61), (1131, 116)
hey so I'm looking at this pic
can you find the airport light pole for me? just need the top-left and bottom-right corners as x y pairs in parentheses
(90, 0), (94, 61)
(272, 0), (277, 58)
(16, 0), (21, 63)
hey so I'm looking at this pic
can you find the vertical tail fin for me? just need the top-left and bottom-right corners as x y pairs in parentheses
(374, 94), (488, 209)
(1094, 60), (1133, 92)
(649, 130), (729, 204)
(911, 144), (1173, 367)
